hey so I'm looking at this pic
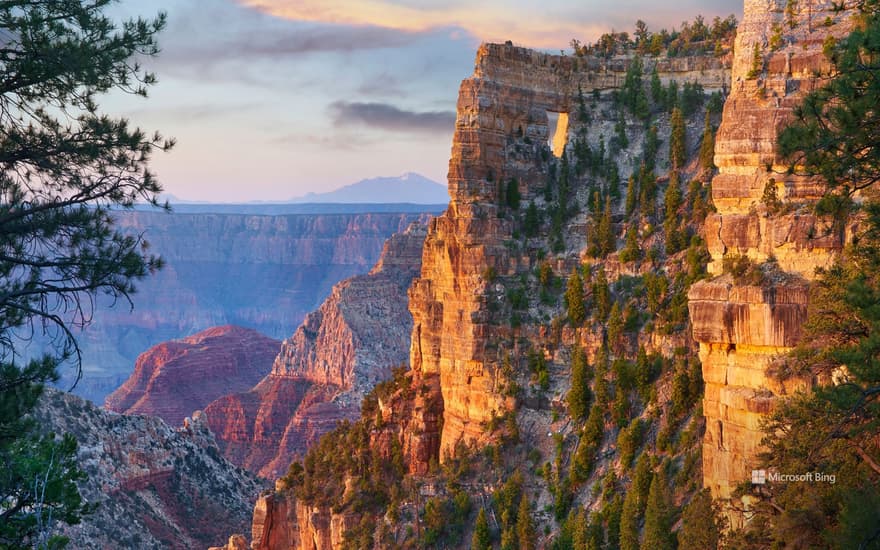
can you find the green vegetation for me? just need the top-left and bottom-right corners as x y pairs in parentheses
(0, 2), (171, 547)
(677, 490), (722, 549)
(733, 5), (880, 546)
(567, 346), (592, 421)
(565, 268), (587, 325)
(699, 112), (716, 171)
(471, 508), (491, 549)
(669, 108), (686, 170)
(642, 466), (675, 550)
(573, 14), (737, 58)
(747, 43), (763, 79)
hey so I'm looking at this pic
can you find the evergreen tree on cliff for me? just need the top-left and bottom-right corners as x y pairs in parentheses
(737, 2), (880, 547)
(0, 1), (171, 546)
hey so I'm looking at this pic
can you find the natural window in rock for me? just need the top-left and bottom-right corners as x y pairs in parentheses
(546, 111), (569, 158)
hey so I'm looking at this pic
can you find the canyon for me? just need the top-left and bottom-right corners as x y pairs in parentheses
(240, 2), (863, 546)
(57, 209), (437, 403)
(203, 222), (429, 478)
(33, 389), (262, 549)
(105, 325), (281, 426)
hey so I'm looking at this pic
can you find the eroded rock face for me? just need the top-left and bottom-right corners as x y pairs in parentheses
(105, 325), (281, 426)
(33, 390), (263, 549)
(688, 0), (857, 519)
(249, 491), (360, 550)
(689, 276), (811, 501)
(60, 210), (433, 403)
(205, 223), (429, 478)
(409, 42), (731, 459)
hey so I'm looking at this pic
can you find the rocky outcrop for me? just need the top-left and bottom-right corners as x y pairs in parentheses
(33, 390), (263, 549)
(59, 210), (435, 403)
(249, 489), (361, 550)
(205, 222), (429, 478)
(105, 325), (280, 426)
(409, 42), (731, 459)
(688, 0), (857, 520)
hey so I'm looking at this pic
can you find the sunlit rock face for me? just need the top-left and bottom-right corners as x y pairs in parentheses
(687, 0), (857, 523)
(104, 325), (280, 426)
(409, 42), (730, 460)
(204, 222), (429, 478)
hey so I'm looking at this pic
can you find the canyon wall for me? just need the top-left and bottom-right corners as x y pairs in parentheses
(687, 0), (856, 518)
(56, 209), (435, 403)
(409, 43), (731, 459)
(104, 325), (281, 426)
(33, 389), (262, 549)
(205, 222), (429, 478)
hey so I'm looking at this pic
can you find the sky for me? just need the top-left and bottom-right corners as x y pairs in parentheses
(108, 0), (742, 202)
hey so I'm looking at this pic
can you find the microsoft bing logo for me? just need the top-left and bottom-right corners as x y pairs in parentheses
(751, 469), (767, 484)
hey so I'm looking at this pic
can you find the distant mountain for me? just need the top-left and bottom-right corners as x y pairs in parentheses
(290, 172), (449, 204)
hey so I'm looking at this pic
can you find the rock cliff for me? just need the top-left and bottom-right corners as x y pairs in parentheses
(33, 389), (263, 549)
(687, 0), (856, 520)
(205, 222), (429, 478)
(56, 210), (435, 403)
(104, 325), (281, 426)
(409, 42), (730, 459)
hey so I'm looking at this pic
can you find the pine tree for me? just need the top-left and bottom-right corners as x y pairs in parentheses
(669, 107), (686, 170)
(524, 201), (540, 237)
(517, 494), (536, 550)
(678, 490), (722, 550)
(472, 507), (492, 550)
(650, 67), (663, 104)
(505, 178), (521, 210)
(641, 467), (675, 550)
(620, 227), (641, 263)
(625, 175), (639, 216)
(0, 2), (171, 545)
(643, 125), (659, 171)
(606, 301), (625, 353)
(743, 9), (880, 545)
(572, 508), (588, 550)
(598, 200), (615, 257)
(565, 268), (586, 325)
(619, 487), (641, 550)
(592, 269), (611, 322)
(568, 346), (592, 420)
(699, 111), (716, 171)
(632, 453), (653, 513)
(747, 42), (763, 79)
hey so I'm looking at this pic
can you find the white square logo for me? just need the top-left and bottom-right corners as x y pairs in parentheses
(751, 469), (767, 484)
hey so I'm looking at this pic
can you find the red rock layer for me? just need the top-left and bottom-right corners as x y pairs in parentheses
(105, 325), (280, 426)
(205, 223), (429, 478)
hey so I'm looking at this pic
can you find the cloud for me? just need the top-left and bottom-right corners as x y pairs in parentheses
(235, 0), (742, 48)
(329, 101), (455, 134)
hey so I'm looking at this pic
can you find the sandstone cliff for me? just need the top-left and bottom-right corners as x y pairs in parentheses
(58, 210), (435, 403)
(687, 0), (856, 521)
(409, 42), (730, 460)
(205, 222), (429, 478)
(239, 36), (738, 547)
(33, 389), (263, 549)
(104, 325), (281, 426)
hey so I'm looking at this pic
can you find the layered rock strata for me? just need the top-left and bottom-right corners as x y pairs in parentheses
(687, 0), (857, 517)
(105, 325), (280, 426)
(60, 210), (434, 403)
(409, 42), (732, 459)
(205, 222), (429, 478)
(33, 390), (262, 549)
